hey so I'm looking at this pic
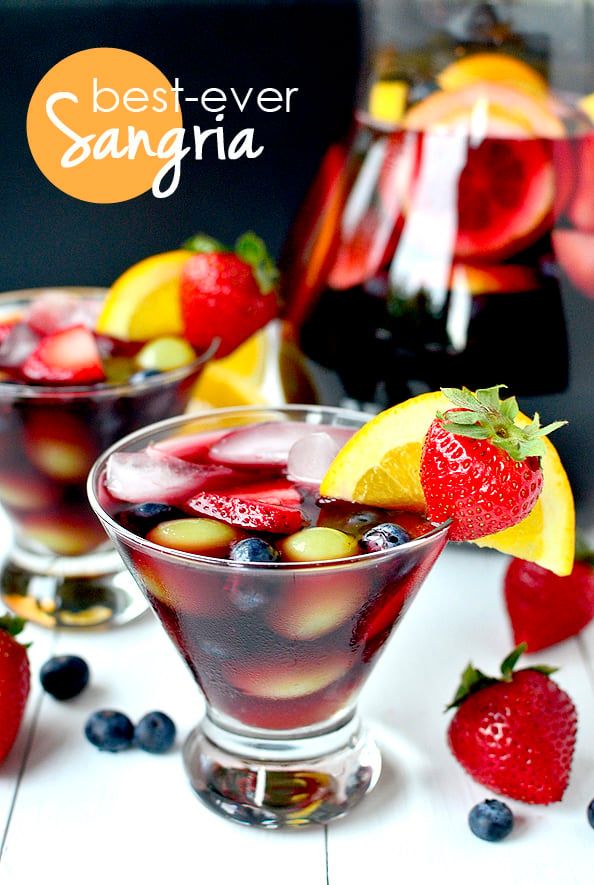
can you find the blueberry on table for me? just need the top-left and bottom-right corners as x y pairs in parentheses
(119, 503), (185, 536)
(84, 710), (134, 752)
(135, 711), (176, 754)
(359, 522), (411, 553)
(40, 655), (90, 700)
(230, 538), (280, 563)
(468, 799), (514, 842)
(588, 798), (594, 829)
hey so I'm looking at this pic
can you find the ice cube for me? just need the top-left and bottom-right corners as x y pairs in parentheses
(106, 448), (234, 504)
(27, 291), (102, 336)
(287, 432), (342, 485)
(0, 323), (40, 368)
(209, 422), (355, 469)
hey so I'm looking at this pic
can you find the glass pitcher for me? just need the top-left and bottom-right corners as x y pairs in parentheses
(281, 0), (594, 527)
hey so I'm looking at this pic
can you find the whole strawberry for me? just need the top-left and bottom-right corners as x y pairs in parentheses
(180, 232), (279, 358)
(447, 645), (577, 804)
(505, 544), (594, 652)
(420, 385), (566, 541)
(0, 615), (30, 764)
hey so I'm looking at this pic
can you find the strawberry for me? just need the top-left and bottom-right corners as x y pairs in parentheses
(215, 479), (302, 508)
(420, 385), (566, 541)
(180, 232), (279, 358)
(0, 615), (30, 764)
(447, 645), (577, 804)
(188, 492), (304, 534)
(504, 544), (594, 652)
(21, 325), (105, 384)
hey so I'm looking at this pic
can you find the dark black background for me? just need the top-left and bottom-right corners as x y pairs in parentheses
(0, 0), (360, 288)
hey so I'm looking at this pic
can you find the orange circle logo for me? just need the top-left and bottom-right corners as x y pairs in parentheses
(27, 48), (183, 203)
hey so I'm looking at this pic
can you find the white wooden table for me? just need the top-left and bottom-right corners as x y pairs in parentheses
(0, 513), (593, 885)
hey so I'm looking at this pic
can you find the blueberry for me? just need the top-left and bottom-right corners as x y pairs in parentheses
(468, 799), (514, 842)
(135, 711), (176, 754)
(360, 522), (411, 553)
(120, 502), (185, 536)
(40, 655), (90, 700)
(130, 369), (162, 383)
(230, 538), (280, 563)
(84, 710), (134, 752)
(588, 798), (594, 829)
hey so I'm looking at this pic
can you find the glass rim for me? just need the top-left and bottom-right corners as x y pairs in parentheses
(87, 404), (452, 571)
(0, 287), (217, 399)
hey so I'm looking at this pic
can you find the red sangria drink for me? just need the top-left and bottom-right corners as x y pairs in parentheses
(88, 406), (449, 827)
(282, 4), (594, 522)
(0, 288), (211, 627)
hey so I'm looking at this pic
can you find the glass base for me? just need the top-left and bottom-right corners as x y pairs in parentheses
(0, 543), (148, 629)
(183, 710), (381, 828)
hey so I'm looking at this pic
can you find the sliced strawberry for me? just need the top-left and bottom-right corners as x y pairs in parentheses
(188, 492), (304, 534)
(216, 479), (302, 508)
(21, 325), (105, 384)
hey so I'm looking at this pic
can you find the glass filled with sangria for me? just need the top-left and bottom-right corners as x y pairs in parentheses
(282, 0), (594, 527)
(0, 287), (211, 628)
(88, 405), (450, 826)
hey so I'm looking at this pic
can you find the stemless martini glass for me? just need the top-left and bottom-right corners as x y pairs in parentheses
(88, 405), (449, 827)
(0, 287), (211, 628)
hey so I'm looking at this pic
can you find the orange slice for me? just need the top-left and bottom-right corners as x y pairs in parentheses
(403, 82), (564, 137)
(97, 250), (191, 341)
(437, 53), (548, 97)
(190, 320), (317, 409)
(320, 392), (574, 576)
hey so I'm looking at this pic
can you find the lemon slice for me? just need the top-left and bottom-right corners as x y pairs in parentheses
(320, 391), (574, 576)
(97, 250), (191, 341)
(437, 53), (548, 97)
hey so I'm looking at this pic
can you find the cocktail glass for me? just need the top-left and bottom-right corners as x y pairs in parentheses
(88, 405), (449, 827)
(0, 288), (211, 628)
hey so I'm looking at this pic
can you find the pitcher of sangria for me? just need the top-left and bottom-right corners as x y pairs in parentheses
(282, 0), (594, 524)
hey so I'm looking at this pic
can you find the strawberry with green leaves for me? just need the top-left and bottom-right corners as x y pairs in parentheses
(420, 384), (566, 541)
(0, 615), (30, 764)
(180, 232), (279, 358)
(505, 539), (594, 652)
(447, 645), (577, 804)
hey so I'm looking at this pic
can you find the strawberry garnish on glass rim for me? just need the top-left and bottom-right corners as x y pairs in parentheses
(420, 384), (567, 541)
(446, 644), (577, 805)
